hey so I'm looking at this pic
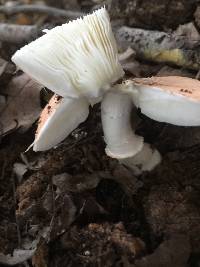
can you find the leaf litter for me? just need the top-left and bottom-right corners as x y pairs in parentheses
(1, 0), (200, 266)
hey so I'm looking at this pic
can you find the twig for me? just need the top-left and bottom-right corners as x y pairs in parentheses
(195, 69), (200, 80)
(20, 152), (40, 171)
(0, 23), (38, 43)
(12, 171), (22, 248)
(0, 4), (84, 19)
(0, 159), (7, 181)
(115, 26), (200, 70)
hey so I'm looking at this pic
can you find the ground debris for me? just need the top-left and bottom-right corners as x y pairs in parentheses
(0, 23), (38, 43)
(115, 24), (200, 70)
(0, 4), (84, 19)
(51, 222), (145, 267)
(1, 1), (200, 266)
(0, 58), (15, 87)
(135, 235), (190, 267)
(0, 73), (42, 136)
(32, 240), (48, 267)
(52, 172), (101, 193)
(0, 248), (35, 265)
(13, 162), (28, 182)
(143, 149), (200, 253)
(110, 0), (197, 30)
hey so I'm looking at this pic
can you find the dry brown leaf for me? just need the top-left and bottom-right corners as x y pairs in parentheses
(52, 172), (100, 193)
(13, 162), (28, 182)
(0, 95), (6, 113)
(175, 22), (200, 46)
(0, 249), (35, 265)
(0, 58), (8, 77)
(0, 73), (43, 135)
(156, 66), (194, 78)
(32, 241), (48, 267)
(135, 235), (190, 267)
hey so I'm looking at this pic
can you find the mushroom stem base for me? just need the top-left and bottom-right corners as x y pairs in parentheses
(119, 143), (161, 175)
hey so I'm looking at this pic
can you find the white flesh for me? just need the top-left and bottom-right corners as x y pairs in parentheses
(123, 81), (200, 126)
(101, 88), (143, 159)
(120, 143), (161, 175)
(33, 97), (89, 151)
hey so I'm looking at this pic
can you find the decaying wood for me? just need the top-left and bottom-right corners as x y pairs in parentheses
(0, 23), (38, 43)
(110, 0), (198, 30)
(115, 26), (200, 70)
(0, 4), (84, 19)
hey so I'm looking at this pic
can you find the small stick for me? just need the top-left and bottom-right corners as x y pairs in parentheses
(0, 23), (38, 43)
(12, 171), (22, 248)
(115, 26), (200, 70)
(195, 69), (200, 80)
(0, 4), (84, 19)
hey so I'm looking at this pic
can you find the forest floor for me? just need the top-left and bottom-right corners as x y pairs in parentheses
(0, 0), (200, 266)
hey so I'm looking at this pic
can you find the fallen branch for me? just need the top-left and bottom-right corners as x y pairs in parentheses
(0, 23), (38, 43)
(0, 4), (84, 19)
(115, 26), (200, 70)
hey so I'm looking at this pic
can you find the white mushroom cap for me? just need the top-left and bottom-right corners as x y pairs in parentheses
(123, 76), (200, 126)
(12, 8), (124, 103)
(33, 95), (89, 151)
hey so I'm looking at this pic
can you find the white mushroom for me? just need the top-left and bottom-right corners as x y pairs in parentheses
(12, 7), (123, 103)
(11, 8), (124, 151)
(33, 95), (89, 151)
(101, 86), (143, 159)
(102, 76), (200, 175)
(123, 76), (200, 126)
(101, 87), (161, 174)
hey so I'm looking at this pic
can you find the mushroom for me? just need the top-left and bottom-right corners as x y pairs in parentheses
(124, 76), (200, 126)
(101, 88), (161, 175)
(11, 7), (124, 151)
(101, 85), (143, 159)
(102, 76), (200, 175)
(33, 95), (89, 151)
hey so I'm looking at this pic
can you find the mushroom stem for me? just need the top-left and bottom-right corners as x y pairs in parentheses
(33, 96), (89, 151)
(119, 143), (161, 175)
(101, 87), (161, 174)
(101, 87), (143, 159)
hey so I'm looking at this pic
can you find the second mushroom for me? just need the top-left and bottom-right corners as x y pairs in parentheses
(11, 8), (200, 176)
(101, 76), (200, 174)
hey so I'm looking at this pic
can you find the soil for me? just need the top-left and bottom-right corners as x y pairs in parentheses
(1, 1), (200, 267)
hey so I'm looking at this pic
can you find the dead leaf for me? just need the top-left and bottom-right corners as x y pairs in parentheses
(156, 66), (194, 78)
(0, 58), (8, 77)
(0, 60), (15, 87)
(32, 241), (48, 267)
(0, 73), (43, 136)
(175, 22), (200, 46)
(119, 47), (141, 76)
(122, 61), (141, 76)
(112, 165), (144, 195)
(49, 193), (77, 239)
(135, 235), (190, 267)
(0, 249), (35, 265)
(195, 6), (200, 30)
(0, 95), (6, 113)
(52, 172), (100, 193)
(119, 47), (135, 62)
(13, 162), (28, 182)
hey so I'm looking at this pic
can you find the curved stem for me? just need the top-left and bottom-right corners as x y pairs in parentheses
(101, 85), (162, 174)
(101, 87), (143, 159)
